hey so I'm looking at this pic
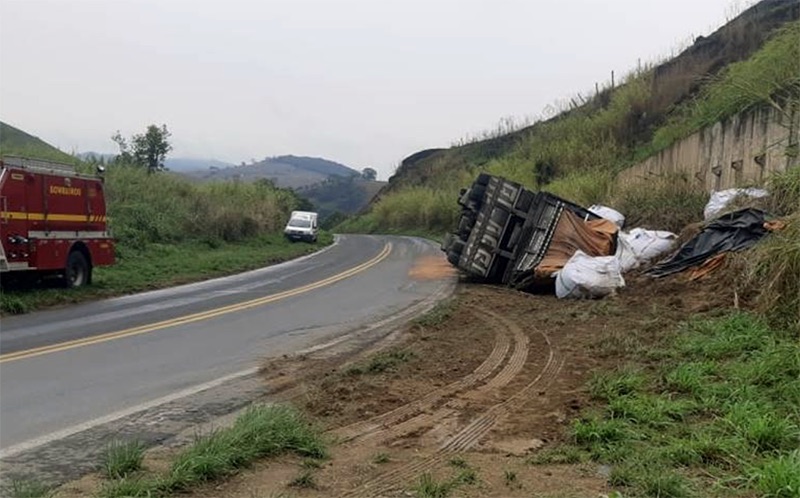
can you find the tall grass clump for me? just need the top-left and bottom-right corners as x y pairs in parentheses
(98, 404), (326, 497)
(1, 478), (55, 498)
(102, 440), (145, 479)
(745, 212), (800, 333)
(609, 173), (707, 232)
(733, 167), (800, 332)
(168, 404), (326, 488)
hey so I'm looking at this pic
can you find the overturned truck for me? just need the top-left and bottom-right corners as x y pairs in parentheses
(441, 174), (618, 291)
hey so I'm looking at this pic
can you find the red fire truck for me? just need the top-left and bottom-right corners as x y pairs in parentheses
(0, 156), (115, 287)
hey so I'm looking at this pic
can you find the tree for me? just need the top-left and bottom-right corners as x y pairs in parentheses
(132, 125), (173, 174)
(111, 131), (132, 164)
(112, 125), (173, 173)
(361, 167), (377, 181)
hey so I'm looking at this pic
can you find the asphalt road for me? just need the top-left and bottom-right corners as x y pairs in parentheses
(0, 235), (453, 452)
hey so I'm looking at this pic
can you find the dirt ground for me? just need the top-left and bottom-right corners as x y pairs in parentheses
(58, 254), (739, 498)
(178, 261), (736, 498)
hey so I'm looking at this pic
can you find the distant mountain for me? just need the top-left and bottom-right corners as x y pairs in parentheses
(181, 155), (360, 189)
(165, 157), (236, 172)
(296, 176), (386, 220)
(269, 155), (358, 178)
(0, 121), (78, 164)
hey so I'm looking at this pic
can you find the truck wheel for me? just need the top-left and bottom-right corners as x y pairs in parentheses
(64, 251), (90, 288)
(451, 238), (466, 256)
(457, 214), (475, 236)
(468, 185), (486, 202)
(441, 233), (455, 252)
(447, 249), (462, 266)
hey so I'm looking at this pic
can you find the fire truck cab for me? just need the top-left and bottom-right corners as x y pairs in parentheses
(0, 156), (115, 287)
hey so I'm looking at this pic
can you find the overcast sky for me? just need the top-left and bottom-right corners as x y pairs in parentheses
(1, 0), (748, 178)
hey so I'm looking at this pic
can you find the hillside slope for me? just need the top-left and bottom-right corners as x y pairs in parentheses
(346, 0), (798, 235)
(0, 121), (78, 164)
(182, 154), (359, 189)
(297, 176), (386, 220)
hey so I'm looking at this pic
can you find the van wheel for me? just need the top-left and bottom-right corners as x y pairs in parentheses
(64, 251), (90, 288)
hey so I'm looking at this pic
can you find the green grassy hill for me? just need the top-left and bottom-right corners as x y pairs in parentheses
(344, 0), (799, 236)
(0, 121), (78, 164)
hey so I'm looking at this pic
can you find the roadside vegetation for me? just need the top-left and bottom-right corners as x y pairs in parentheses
(0, 129), (330, 314)
(531, 312), (800, 498)
(94, 404), (326, 498)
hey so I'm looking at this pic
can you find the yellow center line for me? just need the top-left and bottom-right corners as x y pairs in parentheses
(0, 243), (393, 364)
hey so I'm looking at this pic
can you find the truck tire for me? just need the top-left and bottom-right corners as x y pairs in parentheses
(450, 237), (466, 255)
(457, 213), (475, 236)
(447, 249), (462, 266)
(468, 185), (486, 203)
(441, 233), (455, 252)
(64, 251), (90, 288)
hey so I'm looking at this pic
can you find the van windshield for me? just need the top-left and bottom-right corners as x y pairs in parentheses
(288, 219), (312, 228)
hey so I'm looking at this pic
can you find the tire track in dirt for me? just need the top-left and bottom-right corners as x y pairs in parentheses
(354, 309), (530, 447)
(343, 317), (563, 498)
(331, 307), (512, 443)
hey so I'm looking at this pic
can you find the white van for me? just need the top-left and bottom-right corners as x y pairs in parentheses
(283, 211), (319, 242)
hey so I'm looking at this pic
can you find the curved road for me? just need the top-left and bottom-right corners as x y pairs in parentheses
(0, 235), (453, 457)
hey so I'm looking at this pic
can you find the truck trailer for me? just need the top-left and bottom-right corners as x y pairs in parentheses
(441, 173), (617, 291)
(0, 156), (115, 287)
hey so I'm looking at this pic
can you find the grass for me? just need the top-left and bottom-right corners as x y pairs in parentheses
(412, 461), (479, 498)
(1, 478), (55, 498)
(531, 312), (800, 497)
(0, 232), (333, 314)
(413, 299), (456, 328)
(414, 473), (453, 498)
(345, 349), (415, 375)
(503, 469), (519, 487)
(288, 470), (317, 489)
(373, 452), (390, 464)
(751, 450), (800, 498)
(97, 404), (326, 498)
(740, 168), (800, 332)
(608, 173), (707, 232)
(102, 440), (145, 479)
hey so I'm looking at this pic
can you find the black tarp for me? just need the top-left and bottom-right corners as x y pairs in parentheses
(647, 208), (770, 277)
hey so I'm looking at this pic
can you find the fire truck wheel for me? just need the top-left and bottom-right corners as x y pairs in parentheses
(64, 251), (90, 288)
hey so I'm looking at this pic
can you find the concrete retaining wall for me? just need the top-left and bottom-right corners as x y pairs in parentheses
(619, 103), (799, 190)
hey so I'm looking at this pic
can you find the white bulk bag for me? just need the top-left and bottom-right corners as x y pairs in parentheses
(555, 250), (625, 299)
(589, 205), (626, 228)
(703, 188), (768, 221)
(616, 228), (676, 272)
